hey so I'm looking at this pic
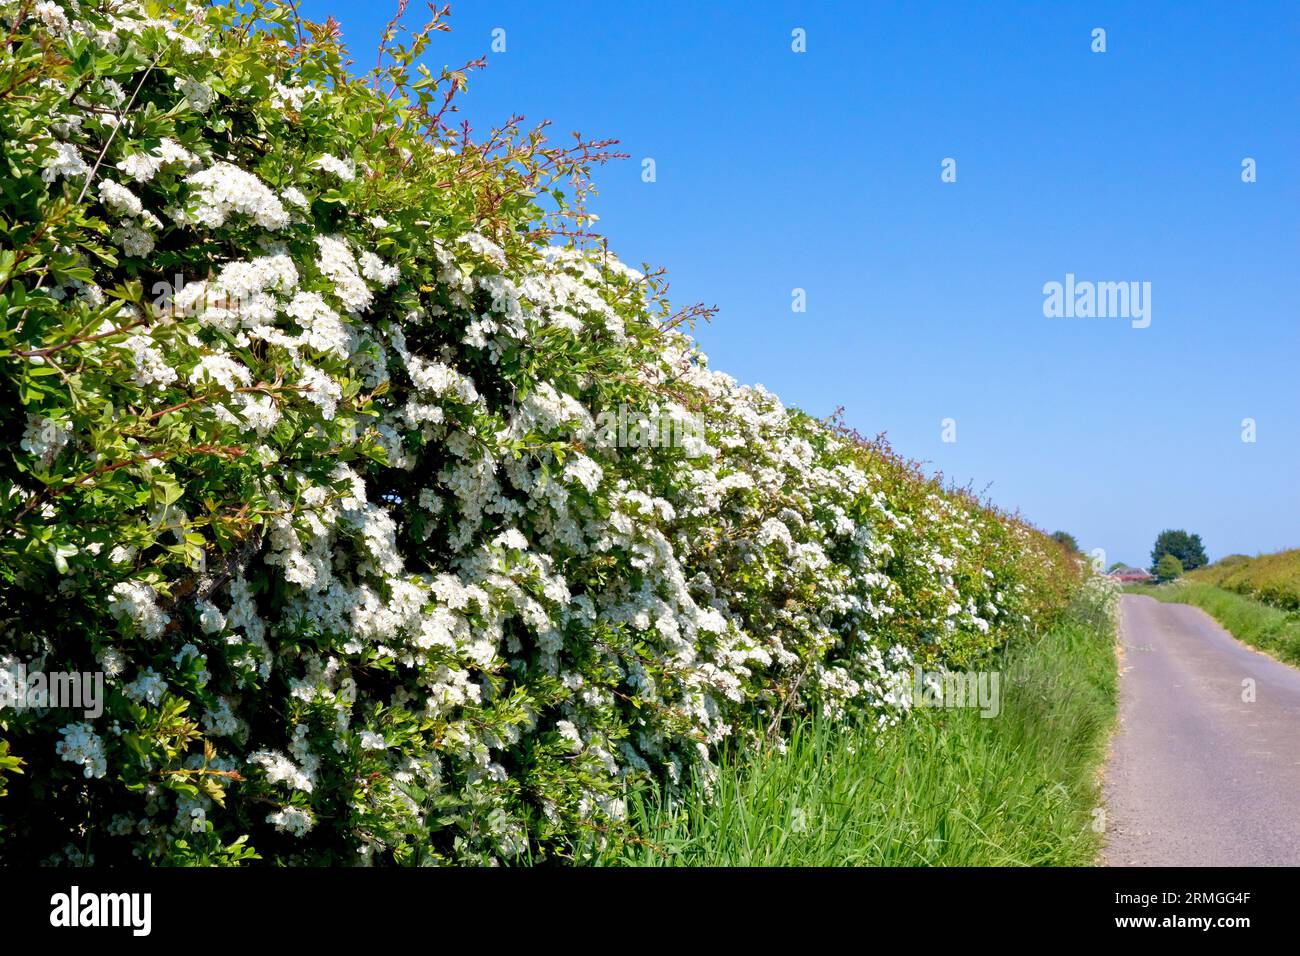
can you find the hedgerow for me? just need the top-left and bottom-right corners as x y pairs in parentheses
(1190, 549), (1300, 611)
(0, 0), (1081, 865)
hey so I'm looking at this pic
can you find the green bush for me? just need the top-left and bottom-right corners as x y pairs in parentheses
(0, 0), (1080, 864)
(604, 575), (1119, 866)
(1155, 554), (1184, 582)
(1190, 550), (1300, 611)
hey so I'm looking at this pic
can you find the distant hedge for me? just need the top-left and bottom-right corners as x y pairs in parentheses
(1191, 551), (1300, 611)
(0, 0), (1080, 864)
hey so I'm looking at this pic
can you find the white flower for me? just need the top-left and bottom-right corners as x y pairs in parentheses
(202, 697), (242, 737)
(157, 138), (198, 168)
(756, 517), (793, 550)
(118, 152), (163, 183)
(99, 179), (143, 218)
(314, 235), (371, 311)
(97, 647), (127, 678)
(457, 231), (507, 267)
(172, 644), (211, 686)
(238, 393), (281, 435)
(270, 82), (315, 111)
(19, 414), (71, 467)
(123, 667), (169, 705)
(359, 251), (399, 287)
(108, 581), (170, 639)
(563, 454), (603, 493)
(98, 79), (126, 108)
(118, 138), (195, 183)
(74, 19), (120, 51)
(267, 806), (314, 836)
(300, 366), (342, 420)
(249, 750), (315, 792)
(111, 224), (154, 256)
(55, 722), (106, 778)
(41, 141), (89, 183)
(184, 162), (289, 230)
(311, 153), (355, 181)
(120, 330), (179, 390)
(493, 528), (529, 552)
(284, 291), (350, 358)
(190, 354), (252, 392)
(174, 75), (215, 113)
(210, 252), (299, 304)
(196, 599), (226, 634)
(556, 720), (583, 752)
(33, 1), (70, 35)
(359, 731), (386, 750)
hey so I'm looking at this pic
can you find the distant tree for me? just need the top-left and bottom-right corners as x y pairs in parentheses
(1107, 561), (1128, 572)
(1155, 554), (1184, 582)
(1150, 530), (1207, 573)
(1050, 530), (1080, 552)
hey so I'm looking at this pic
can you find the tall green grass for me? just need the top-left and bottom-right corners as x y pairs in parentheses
(603, 598), (1117, 866)
(1127, 580), (1300, 666)
(1188, 549), (1300, 611)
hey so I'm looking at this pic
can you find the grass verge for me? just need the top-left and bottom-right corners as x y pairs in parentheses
(1188, 549), (1300, 610)
(1126, 580), (1300, 667)
(603, 592), (1118, 866)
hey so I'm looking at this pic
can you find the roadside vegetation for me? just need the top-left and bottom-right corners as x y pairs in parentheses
(0, 0), (1083, 865)
(1128, 575), (1300, 668)
(1189, 549), (1300, 611)
(1155, 554), (1184, 583)
(602, 577), (1119, 867)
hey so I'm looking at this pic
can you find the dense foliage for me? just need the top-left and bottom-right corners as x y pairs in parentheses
(1049, 530), (1079, 553)
(607, 574), (1119, 867)
(0, 0), (1080, 865)
(1154, 554), (1183, 582)
(1190, 549), (1300, 611)
(1149, 529), (1207, 574)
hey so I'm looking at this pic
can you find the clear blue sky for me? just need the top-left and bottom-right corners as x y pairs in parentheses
(301, 0), (1299, 568)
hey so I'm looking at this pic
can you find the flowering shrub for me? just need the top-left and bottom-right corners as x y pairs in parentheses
(0, 0), (1082, 864)
(1066, 570), (1121, 634)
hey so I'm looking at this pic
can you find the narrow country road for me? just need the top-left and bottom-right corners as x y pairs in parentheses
(1103, 594), (1300, 866)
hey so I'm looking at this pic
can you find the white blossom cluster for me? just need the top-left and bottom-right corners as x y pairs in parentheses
(55, 722), (108, 779)
(0, 0), (1080, 866)
(19, 413), (72, 467)
(107, 582), (171, 640)
(184, 162), (289, 231)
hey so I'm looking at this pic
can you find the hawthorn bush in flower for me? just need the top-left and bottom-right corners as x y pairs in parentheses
(0, 0), (1081, 864)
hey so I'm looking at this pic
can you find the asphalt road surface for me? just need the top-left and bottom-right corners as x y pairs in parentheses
(1103, 594), (1300, 866)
